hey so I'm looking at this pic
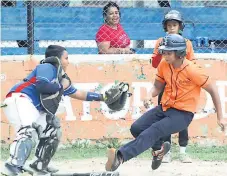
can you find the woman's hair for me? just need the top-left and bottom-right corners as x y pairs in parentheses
(45, 45), (66, 59)
(103, 1), (120, 21)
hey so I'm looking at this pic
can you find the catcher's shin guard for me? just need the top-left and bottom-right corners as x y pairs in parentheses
(30, 126), (62, 171)
(7, 126), (38, 167)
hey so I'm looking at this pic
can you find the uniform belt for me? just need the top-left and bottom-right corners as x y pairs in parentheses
(6, 92), (26, 98)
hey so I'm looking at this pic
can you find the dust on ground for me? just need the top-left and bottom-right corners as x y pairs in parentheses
(51, 158), (227, 176)
(1, 158), (227, 176)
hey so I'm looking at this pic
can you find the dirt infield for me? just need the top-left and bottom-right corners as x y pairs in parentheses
(1, 158), (227, 176)
(50, 158), (227, 176)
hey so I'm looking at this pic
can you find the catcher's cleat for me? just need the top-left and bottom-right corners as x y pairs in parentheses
(46, 166), (59, 173)
(29, 163), (54, 175)
(1, 162), (25, 176)
(105, 148), (122, 172)
(151, 141), (171, 170)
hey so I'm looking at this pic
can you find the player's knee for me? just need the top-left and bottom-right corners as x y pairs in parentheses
(130, 123), (142, 138)
(55, 127), (62, 141)
(9, 126), (38, 166)
(16, 126), (39, 146)
(47, 126), (62, 141)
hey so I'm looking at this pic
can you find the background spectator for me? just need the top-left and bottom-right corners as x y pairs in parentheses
(96, 1), (135, 54)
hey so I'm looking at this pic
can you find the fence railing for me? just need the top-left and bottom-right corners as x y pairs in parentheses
(1, 0), (227, 55)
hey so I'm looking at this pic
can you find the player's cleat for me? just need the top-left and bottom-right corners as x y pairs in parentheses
(151, 141), (171, 170)
(28, 163), (51, 175)
(179, 153), (192, 163)
(1, 162), (25, 176)
(105, 148), (122, 172)
(162, 151), (171, 163)
(46, 166), (59, 173)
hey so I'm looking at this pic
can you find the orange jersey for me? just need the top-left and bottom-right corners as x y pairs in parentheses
(152, 37), (195, 68)
(156, 59), (210, 113)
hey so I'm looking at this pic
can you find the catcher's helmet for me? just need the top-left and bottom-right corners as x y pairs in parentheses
(158, 34), (186, 57)
(45, 45), (66, 59)
(162, 10), (185, 32)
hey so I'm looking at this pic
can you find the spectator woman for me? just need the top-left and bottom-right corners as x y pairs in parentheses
(96, 2), (135, 54)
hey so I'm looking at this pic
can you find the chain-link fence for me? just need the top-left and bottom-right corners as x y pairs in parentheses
(1, 0), (227, 55)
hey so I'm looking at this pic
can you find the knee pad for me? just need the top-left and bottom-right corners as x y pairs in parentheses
(31, 126), (62, 171)
(9, 126), (38, 166)
(43, 123), (62, 140)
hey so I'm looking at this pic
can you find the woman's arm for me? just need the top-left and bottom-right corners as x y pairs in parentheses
(97, 42), (134, 54)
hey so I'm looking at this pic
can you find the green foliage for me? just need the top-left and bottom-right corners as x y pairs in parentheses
(1, 140), (227, 161)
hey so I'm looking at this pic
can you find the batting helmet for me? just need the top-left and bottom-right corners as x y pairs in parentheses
(158, 34), (186, 57)
(162, 10), (185, 32)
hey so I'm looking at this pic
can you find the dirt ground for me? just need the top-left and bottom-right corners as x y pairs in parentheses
(1, 158), (227, 176)
(51, 158), (227, 176)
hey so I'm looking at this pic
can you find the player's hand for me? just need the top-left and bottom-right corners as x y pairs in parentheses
(129, 48), (136, 54)
(143, 98), (153, 109)
(217, 118), (227, 132)
(123, 48), (135, 54)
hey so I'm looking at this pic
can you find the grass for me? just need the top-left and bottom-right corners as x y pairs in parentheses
(1, 141), (227, 162)
(185, 144), (227, 161)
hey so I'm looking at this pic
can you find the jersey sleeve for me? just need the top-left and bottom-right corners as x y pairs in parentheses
(155, 60), (166, 83)
(36, 63), (56, 82)
(151, 38), (163, 68)
(63, 84), (77, 96)
(188, 64), (210, 88)
(186, 40), (195, 61)
(96, 26), (111, 43)
(35, 64), (62, 94)
(153, 38), (163, 55)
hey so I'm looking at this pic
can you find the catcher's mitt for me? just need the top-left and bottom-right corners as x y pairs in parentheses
(104, 82), (131, 111)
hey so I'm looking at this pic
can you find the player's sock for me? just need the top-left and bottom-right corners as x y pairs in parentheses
(180, 146), (186, 154)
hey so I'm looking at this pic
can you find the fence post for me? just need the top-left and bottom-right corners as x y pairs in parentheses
(133, 1), (144, 49)
(27, 1), (34, 55)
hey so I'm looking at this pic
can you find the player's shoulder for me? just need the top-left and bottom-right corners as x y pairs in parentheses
(184, 38), (193, 49)
(184, 38), (193, 44)
(157, 37), (163, 43)
(155, 37), (164, 47)
(36, 63), (56, 70)
(185, 60), (204, 74)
